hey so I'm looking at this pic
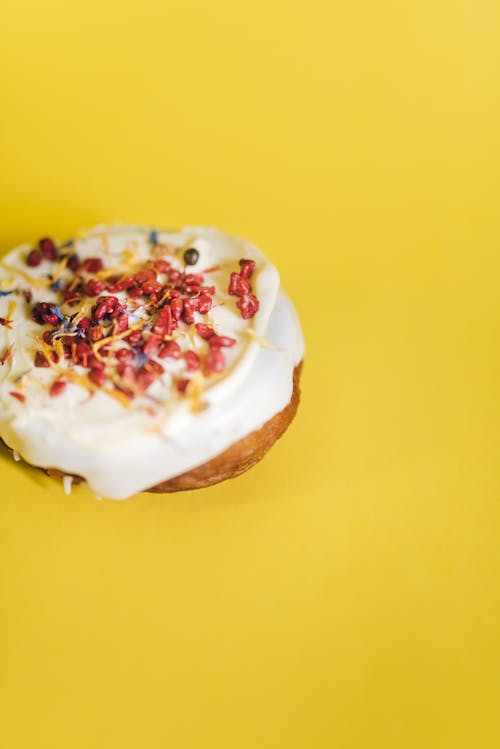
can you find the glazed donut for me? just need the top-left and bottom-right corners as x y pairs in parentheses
(0, 226), (304, 498)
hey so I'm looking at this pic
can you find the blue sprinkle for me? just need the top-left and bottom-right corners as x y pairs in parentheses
(135, 352), (149, 367)
(149, 230), (158, 245)
(50, 305), (66, 321)
(0, 290), (13, 297)
(61, 238), (74, 248)
(50, 279), (61, 292)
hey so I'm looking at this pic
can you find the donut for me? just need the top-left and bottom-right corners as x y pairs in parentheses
(0, 226), (304, 498)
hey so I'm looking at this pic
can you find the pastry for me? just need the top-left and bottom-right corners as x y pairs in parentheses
(0, 226), (304, 498)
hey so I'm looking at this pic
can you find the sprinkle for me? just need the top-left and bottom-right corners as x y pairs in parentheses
(12, 450), (20, 462)
(0, 290), (13, 297)
(134, 352), (149, 367)
(246, 328), (279, 350)
(0, 317), (13, 328)
(39, 238), (57, 261)
(9, 391), (26, 403)
(27, 249), (42, 267)
(52, 305), (66, 321)
(202, 265), (222, 274)
(14, 368), (32, 383)
(60, 238), (74, 249)
(149, 230), (159, 245)
(50, 380), (67, 397)
(0, 345), (13, 365)
(183, 247), (199, 266)
(0, 263), (48, 288)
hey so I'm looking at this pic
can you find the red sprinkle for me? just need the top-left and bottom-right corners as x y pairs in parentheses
(114, 312), (129, 333)
(135, 269), (157, 284)
(177, 378), (190, 394)
(236, 293), (259, 319)
(32, 302), (59, 326)
(88, 324), (103, 342)
(50, 380), (67, 397)
(144, 334), (161, 356)
(153, 305), (176, 336)
(84, 279), (106, 296)
(170, 297), (184, 320)
(115, 347), (133, 362)
(184, 273), (204, 286)
(135, 367), (155, 390)
(209, 335), (236, 348)
(154, 259), (171, 273)
(125, 329), (142, 345)
(34, 351), (50, 368)
(195, 323), (215, 340)
(239, 258), (256, 279)
(94, 295), (121, 321)
(158, 340), (181, 359)
(107, 276), (136, 293)
(184, 350), (200, 371)
(88, 356), (105, 371)
(27, 249), (42, 267)
(204, 348), (226, 375)
(196, 294), (212, 314)
(89, 369), (106, 387)
(82, 257), (104, 273)
(67, 254), (81, 272)
(141, 280), (163, 296)
(229, 272), (251, 297)
(39, 238), (57, 261)
(181, 301), (195, 325)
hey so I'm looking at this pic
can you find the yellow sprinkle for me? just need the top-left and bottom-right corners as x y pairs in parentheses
(0, 262), (48, 288)
(7, 299), (16, 319)
(123, 248), (137, 267)
(38, 341), (59, 370)
(185, 372), (207, 414)
(72, 302), (91, 325)
(103, 384), (133, 409)
(53, 337), (65, 362)
(50, 255), (69, 283)
(1, 255), (68, 290)
(246, 328), (279, 351)
(92, 320), (144, 353)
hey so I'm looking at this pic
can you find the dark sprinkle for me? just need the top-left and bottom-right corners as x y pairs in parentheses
(183, 247), (199, 266)
(60, 238), (74, 248)
(149, 230), (158, 245)
(0, 290), (13, 297)
(50, 279), (62, 292)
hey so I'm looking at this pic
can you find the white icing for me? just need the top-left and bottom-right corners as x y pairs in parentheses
(0, 226), (304, 499)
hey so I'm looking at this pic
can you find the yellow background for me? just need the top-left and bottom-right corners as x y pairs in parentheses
(1, 1), (499, 746)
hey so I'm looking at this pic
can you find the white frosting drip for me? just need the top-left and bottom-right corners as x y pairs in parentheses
(0, 226), (304, 499)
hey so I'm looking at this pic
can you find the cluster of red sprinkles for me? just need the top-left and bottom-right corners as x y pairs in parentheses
(11, 235), (260, 403)
(228, 258), (259, 319)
